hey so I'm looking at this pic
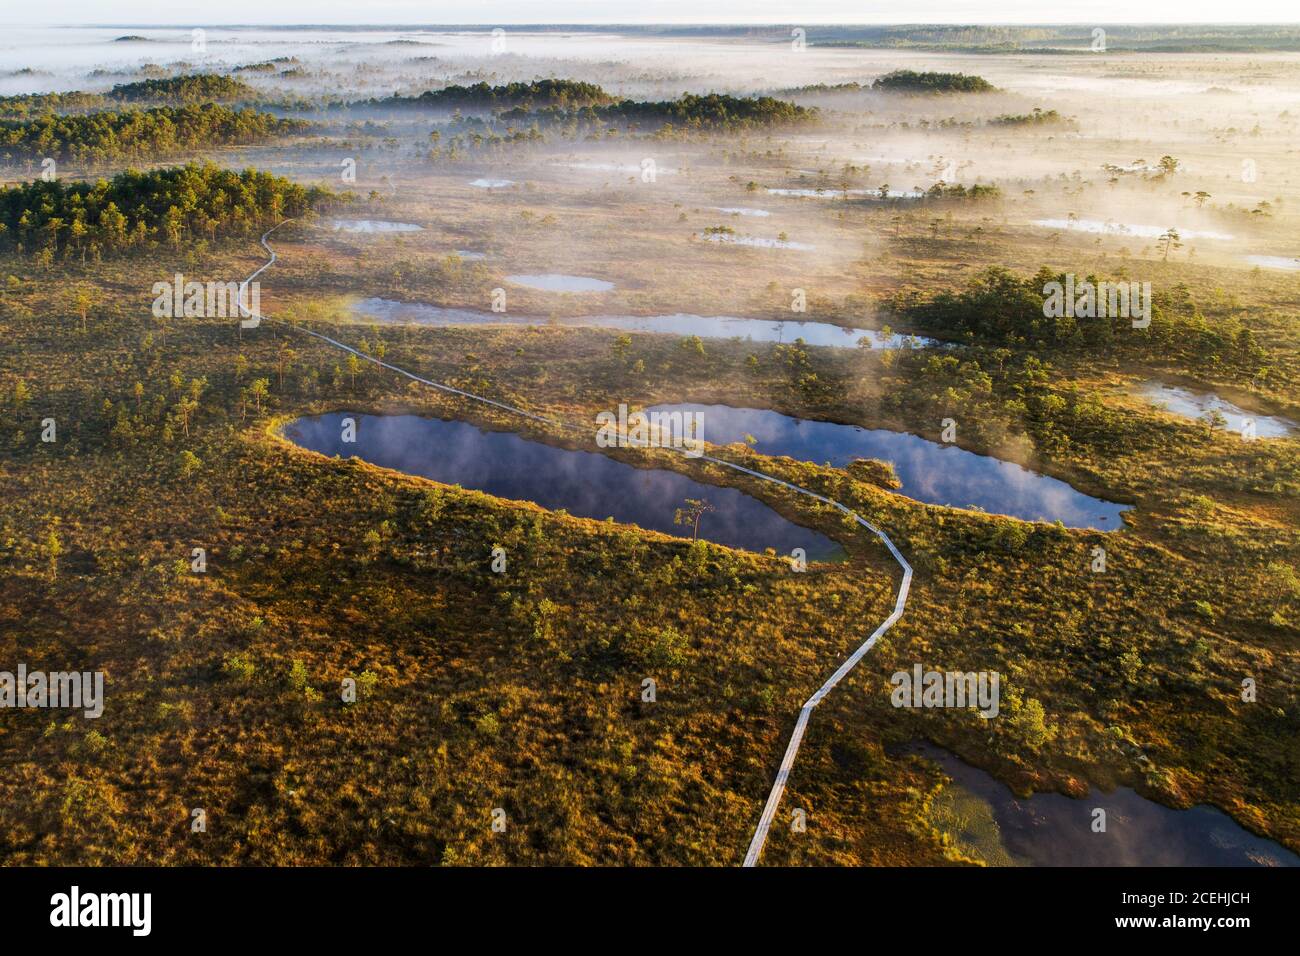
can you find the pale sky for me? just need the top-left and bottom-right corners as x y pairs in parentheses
(16, 1), (1300, 26)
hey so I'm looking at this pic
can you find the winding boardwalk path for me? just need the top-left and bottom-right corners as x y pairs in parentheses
(239, 223), (912, 866)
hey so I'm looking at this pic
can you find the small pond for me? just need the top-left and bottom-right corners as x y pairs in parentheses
(283, 412), (843, 559)
(702, 233), (814, 250)
(329, 219), (423, 233)
(767, 186), (923, 199)
(1243, 255), (1300, 271)
(1139, 382), (1295, 438)
(647, 403), (1130, 529)
(909, 742), (1298, 866)
(1033, 218), (1233, 242)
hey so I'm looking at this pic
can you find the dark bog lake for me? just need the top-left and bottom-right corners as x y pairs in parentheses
(912, 742), (1298, 867)
(283, 412), (842, 559)
(647, 404), (1130, 530)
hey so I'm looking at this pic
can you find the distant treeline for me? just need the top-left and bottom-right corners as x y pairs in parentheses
(0, 90), (108, 120)
(370, 79), (616, 110)
(0, 162), (336, 260)
(0, 75), (259, 121)
(872, 70), (997, 93)
(353, 24), (1300, 52)
(0, 104), (309, 165)
(787, 24), (1300, 52)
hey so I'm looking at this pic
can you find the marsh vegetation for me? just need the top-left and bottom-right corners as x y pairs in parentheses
(0, 24), (1296, 867)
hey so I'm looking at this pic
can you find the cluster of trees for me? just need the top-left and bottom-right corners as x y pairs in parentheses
(373, 79), (615, 111)
(872, 70), (997, 93)
(414, 91), (814, 159)
(0, 90), (108, 120)
(922, 182), (1001, 200)
(426, 122), (546, 161)
(599, 92), (814, 129)
(989, 108), (1067, 126)
(0, 74), (256, 123)
(234, 57), (300, 73)
(876, 347), (1156, 466)
(108, 74), (256, 105)
(0, 162), (336, 260)
(501, 92), (815, 133)
(0, 104), (309, 165)
(771, 341), (837, 402)
(775, 81), (867, 95)
(1102, 155), (1180, 177)
(892, 266), (1268, 371)
(372, 84), (811, 133)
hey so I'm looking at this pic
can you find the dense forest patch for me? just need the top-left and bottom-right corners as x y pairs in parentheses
(0, 163), (338, 261)
(890, 266), (1276, 381)
(371, 79), (616, 111)
(872, 70), (998, 93)
(0, 90), (109, 120)
(0, 105), (309, 165)
(989, 108), (1069, 126)
(108, 74), (257, 105)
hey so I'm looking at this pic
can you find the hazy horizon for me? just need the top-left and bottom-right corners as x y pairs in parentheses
(9, 0), (1300, 28)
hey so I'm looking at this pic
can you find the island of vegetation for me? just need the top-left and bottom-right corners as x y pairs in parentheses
(891, 266), (1269, 377)
(989, 108), (1068, 126)
(108, 74), (258, 105)
(922, 182), (1002, 201)
(235, 58), (301, 73)
(367, 81), (812, 134)
(370, 79), (616, 111)
(872, 70), (998, 93)
(498, 92), (816, 133)
(0, 162), (337, 261)
(415, 90), (815, 159)
(0, 90), (109, 120)
(0, 105), (309, 165)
